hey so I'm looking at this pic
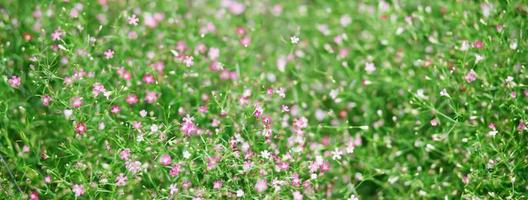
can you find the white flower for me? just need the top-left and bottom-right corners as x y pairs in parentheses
(348, 194), (359, 200)
(260, 150), (271, 159)
(510, 41), (518, 50)
(440, 88), (450, 97)
(488, 130), (498, 137)
(475, 54), (485, 63)
(150, 124), (159, 133)
(64, 109), (73, 119)
(236, 189), (245, 197)
(139, 110), (147, 117)
(183, 150), (191, 159)
(331, 148), (343, 160)
(290, 35), (300, 44)
(460, 40), (470, 51)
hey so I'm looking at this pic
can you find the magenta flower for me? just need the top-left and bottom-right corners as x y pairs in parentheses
(75, 122), (87, 135)
(30, 191), (39, 200)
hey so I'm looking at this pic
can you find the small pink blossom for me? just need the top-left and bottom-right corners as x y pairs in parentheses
(254, 105), (263, 118)
(72, 184), (85, 197)
(41, 95), (51, 106)
(240, 36), (251, 47)
(518, 121), (526, 131)
(430, 119), (439, 126)
(169, 163), (181, 176)
(255, 179), (268, 193)
(126, 94), (139, 105)
(213, 180), (223, 189)
(464, 69), (477, 83)
(115, 173), (128, 186)
(75, 122), (87, 135)
(142, 73), (155, 84)
(111, 105), (120, 113)
(71, 97), (83, 108)
(51, 29), (63, 41)
(8, 76), (21, 88)
(128, 14), (139, 25)
(473, 40), (484, 49)
(145, 91), (158, 104)
(104, 49), (114, 59)
(160, 154), (172, 166)
(120, 149), (130, 160)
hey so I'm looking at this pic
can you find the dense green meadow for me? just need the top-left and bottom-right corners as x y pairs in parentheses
(1, 0), (527, 199)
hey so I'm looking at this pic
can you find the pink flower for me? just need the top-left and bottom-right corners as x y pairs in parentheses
(44, 176), (52, 183)
(277, 87), (286, 98)
(8, 76), (21, 88)
(208, 48), (220, 60)
(473, 40), (484, 49)
(518, 121), (526, 131)
(71, 97), (83, 108)
(169, 163), (181, 176)
(293, 191), (303, 200)
(430, 119), (439, 126)
(145, 91), (158, 104)
(181, 115), (198, 136)
(72, 184), (85, 197)
(126, 94), (138, 105)
(142, 73), (155, 84)
(229, 1), (246, 15)
(92, 83), (106, 97)
(207, 156), (220, 170)
(183, 56), (194, 67)
(75, 122), (87, 135)
(255, 179), (268, 193)
(464, 69), (477, 83)
(115, 173), (128, 186)
(127, 14), (139, 25)
(42, 95), (51, 106)
(160, 154), (172, 166)
(104, 49), (114, 59)
(253, 105), (263, 118)
(51, 29), (63, 41)
(281, 105), (290, 112)
(213, 180), (223, 189)
(111, 105), (120, 113)
(132, 121), (142, 129)
(125, 160), (142, 174)
(119, 149), (130, 160)
(30, 191), (39, 200)
(240, 36), (251, 47)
